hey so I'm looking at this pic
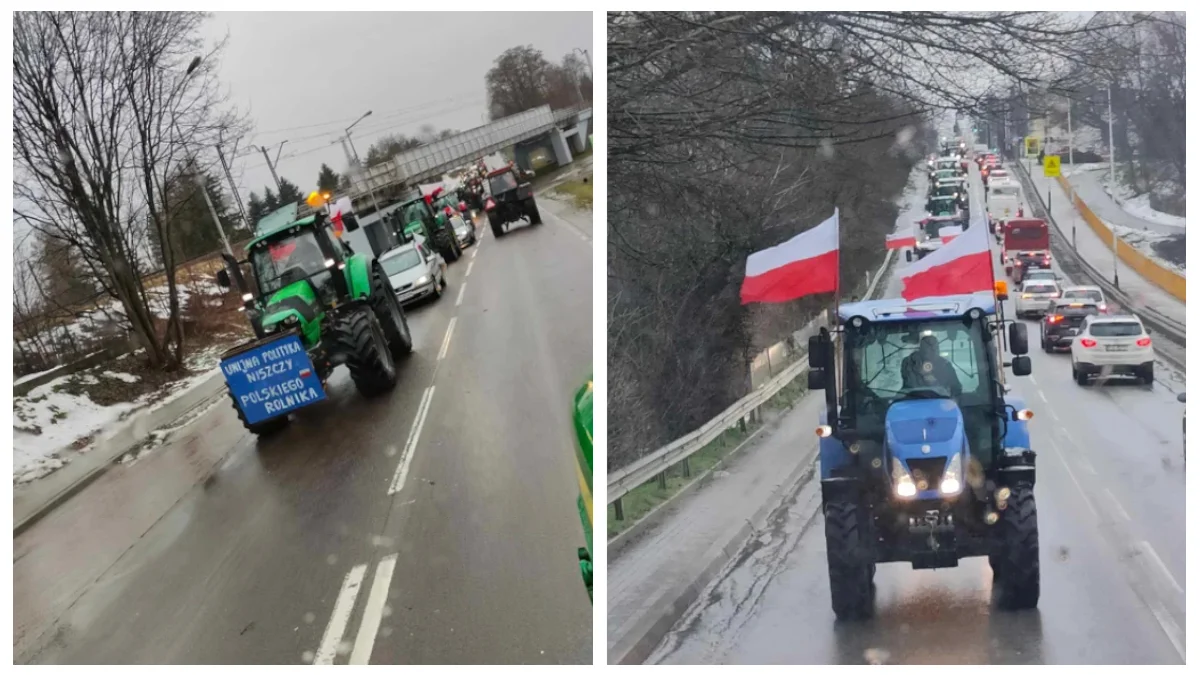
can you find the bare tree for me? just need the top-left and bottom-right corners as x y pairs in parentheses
(13, 11), (244, 370)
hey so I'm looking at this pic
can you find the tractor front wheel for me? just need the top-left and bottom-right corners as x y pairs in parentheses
(824, 500), (875, 620)
(229, 391), (290, 437)
(334, 308), (398, 397)
(370, 272), (413, 359)
(993, 483), (1040, 610)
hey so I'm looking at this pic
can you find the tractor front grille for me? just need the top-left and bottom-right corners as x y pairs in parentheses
(905, 457), (946, 490)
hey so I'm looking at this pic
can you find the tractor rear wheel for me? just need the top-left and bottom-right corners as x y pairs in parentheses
(334, 308), (397, 397)
(527, 200), (542, 225)
(370, 271), (413, 359)
(228, 391), (290, 436)
(489, 212), (504, 238)
(824, 500), (875, 620)
(993, 483), (1040, 610)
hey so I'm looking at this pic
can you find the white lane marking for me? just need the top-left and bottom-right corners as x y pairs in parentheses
(1142, 594), (1185, 661)
(1104, 488), (1131, 522)
(466, 261), (474, 277)
(1048, 408), (1060, 421)
(455, 282), (467, 307)
(314, 564), (368, 665)
(1051, 442), (1098, 519)
(1037, 390), (1048, 404)
(472, 248), (478, 259)
(388, 386), (434, 495)
(1138, 540), (1183, 596)
(1028, 374), (1038, 386)
(349, 554), (399, 665)
(437, 317), (456, 361)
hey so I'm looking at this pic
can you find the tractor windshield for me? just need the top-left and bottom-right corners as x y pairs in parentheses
(251, 231), (329, 296)
(844, 317), (998, 463)
(401, 202), (429, 227)
(488, 171), (518, 194)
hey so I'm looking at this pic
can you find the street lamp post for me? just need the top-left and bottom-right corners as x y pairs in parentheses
(1106, 83), (1119, 288)
(345, 111), (381, 215)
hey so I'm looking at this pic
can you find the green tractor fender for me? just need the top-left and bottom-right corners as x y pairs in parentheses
(573, 376), (594, 602)
(261, 282), (325, 347)
(341, 253), (374, 299)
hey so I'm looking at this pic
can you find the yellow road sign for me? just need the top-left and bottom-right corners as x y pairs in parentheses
(1024, 136), (1040, 155)
(1043, 155), (1061, 177)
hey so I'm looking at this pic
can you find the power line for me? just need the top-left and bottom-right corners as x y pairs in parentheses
(249, 93), (486, 140)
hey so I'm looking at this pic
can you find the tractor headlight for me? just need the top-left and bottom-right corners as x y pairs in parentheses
(940, 453), (963, 495)
(892, 457), (917, 498)
(242, 293), (254, 302)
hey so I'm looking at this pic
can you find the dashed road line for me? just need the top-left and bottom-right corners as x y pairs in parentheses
(1137, 540), (1183, 596)
(349, 554), (399, 665)
(1037, 390), (1048, 404)
(455, 282), (467, 307)
(1050, 439), (1098, 519)
(1104, 488), (1131, 522)
(389, 386), (434, 495)
(314, 564), (368, 665)
(437, 317), (456, 361)
(466, 261), (474, 277)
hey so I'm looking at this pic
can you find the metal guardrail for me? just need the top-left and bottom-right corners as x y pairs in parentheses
(607, 247), (897, 506)
(1010, 158), (1186, 348)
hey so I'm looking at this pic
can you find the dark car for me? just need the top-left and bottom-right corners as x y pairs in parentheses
(1040, 301), (1101, 352)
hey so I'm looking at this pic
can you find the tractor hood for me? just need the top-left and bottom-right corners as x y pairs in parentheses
(885, 398), (967, 499)
(884, 398), (965, 461)
(261, 279), (321, 333)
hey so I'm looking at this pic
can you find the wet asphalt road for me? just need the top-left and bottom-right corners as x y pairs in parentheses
(648, 160), (1185, 665)
(15, 196), (593, 664)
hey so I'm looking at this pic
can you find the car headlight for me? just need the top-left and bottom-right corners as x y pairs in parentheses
(892, 457), (917, 498)
(940, 453), (963, 495)
(416, 275), (429, 285)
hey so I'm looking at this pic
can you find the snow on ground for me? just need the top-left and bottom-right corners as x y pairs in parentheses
(1118, 193), (1186, 229)
(15, 363), (67, 385)
(1111, 224), (1185, 276)
(13, 379), (140, 484)
(102, 370), (141, 383)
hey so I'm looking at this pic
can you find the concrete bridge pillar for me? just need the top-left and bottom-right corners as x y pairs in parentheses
(550, 127), (573, 166)
(569, 120), (590, 154)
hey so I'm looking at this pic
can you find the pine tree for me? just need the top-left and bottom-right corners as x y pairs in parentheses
(263, 187), (280, 212)
(317, 163), (340, 193)
(276, 177), (303, 207)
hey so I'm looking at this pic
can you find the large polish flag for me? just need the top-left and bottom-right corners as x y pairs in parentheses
(900, 216), (994, 301)
(740, 210), (839, 305)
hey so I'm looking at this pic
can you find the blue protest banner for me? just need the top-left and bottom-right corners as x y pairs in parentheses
(220, 335), (326, 425)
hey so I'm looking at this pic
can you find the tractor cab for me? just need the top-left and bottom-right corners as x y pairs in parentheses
(806, 289), (1040, 619)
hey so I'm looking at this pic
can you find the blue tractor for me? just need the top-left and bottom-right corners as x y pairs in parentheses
(806, 290), (1039, 620)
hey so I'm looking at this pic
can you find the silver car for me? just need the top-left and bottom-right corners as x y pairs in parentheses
(450, 215), (477, 248)
(379, 240), (446, 306)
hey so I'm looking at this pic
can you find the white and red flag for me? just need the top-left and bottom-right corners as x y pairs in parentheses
(740, 209), (839, 305)
(900, 218), (994, 300)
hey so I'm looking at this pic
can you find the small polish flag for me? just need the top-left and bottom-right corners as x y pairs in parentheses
(900, 217), (994, 301)
(886, 233), (916, 250)
(740, 209), (839, 305)
(485, 197), (496, 211)
(299, 368), (312, 378)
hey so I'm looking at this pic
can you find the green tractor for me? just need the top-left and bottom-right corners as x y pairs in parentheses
(393, 191), (462, 263)
(215, 204), (414, 436)
(572, 376), (594, 603)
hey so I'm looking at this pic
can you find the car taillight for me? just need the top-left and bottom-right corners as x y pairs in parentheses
(1048, 315), (1062, 323)
(1015, 260), (1023, 266)
(1137, 337), (1152, 347)
(1080, 338), (1097, 348)
(1098, 303), (1107, 312)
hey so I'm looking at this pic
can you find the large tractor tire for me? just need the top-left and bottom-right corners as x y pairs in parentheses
(489, 212), (504, 238)
(333, 308), (397, 398)
(228, 391), (290, 437)
(369, 270), (413, 360)
(433, 225), (459, 262)
(823, 500), (875, 620)
(527, 199), (542, 225)
(993, 483), (1040, 610)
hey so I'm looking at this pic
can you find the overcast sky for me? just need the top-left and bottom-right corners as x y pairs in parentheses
(202, 11), (592, 205)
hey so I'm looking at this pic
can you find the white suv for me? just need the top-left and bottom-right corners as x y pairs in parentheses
(1070, 314), (1155, 385)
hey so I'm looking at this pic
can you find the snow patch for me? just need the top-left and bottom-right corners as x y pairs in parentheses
(102, 370), (141, 383)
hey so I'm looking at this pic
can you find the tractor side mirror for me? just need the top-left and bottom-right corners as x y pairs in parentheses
(342, 213), (361, 232)
(807, 368), (826, 391)
(1010, 355), (1032, 376)
(216, 269), (231, 290)
(905, 250), (913, 263)
(1008, 322), (1029, 355)
(807, 334), (829, 369)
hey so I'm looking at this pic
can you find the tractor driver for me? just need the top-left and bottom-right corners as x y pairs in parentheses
(901, 334), (963, 397)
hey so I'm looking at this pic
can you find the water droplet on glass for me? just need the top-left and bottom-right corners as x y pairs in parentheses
(381, 625), (393, 637)
(326, 554), (338, 565)
(301, 650), (315, 663)
(336, 639), (353, 655)
(303, 612), (316, 624)
(382, 605), (393, 618)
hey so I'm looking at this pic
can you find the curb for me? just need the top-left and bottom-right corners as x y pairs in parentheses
(13, 369), (226, 536)
(609, 442), (819, 665)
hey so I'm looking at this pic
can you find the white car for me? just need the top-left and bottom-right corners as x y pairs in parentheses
(1071, 314), (1155, 385)
(379, 239), (447, 306)
(1059, 285), (1107, 313)
(1014, 279), (1060, 318)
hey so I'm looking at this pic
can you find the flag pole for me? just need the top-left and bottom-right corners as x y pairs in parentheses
(832, 208), (841, 327)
